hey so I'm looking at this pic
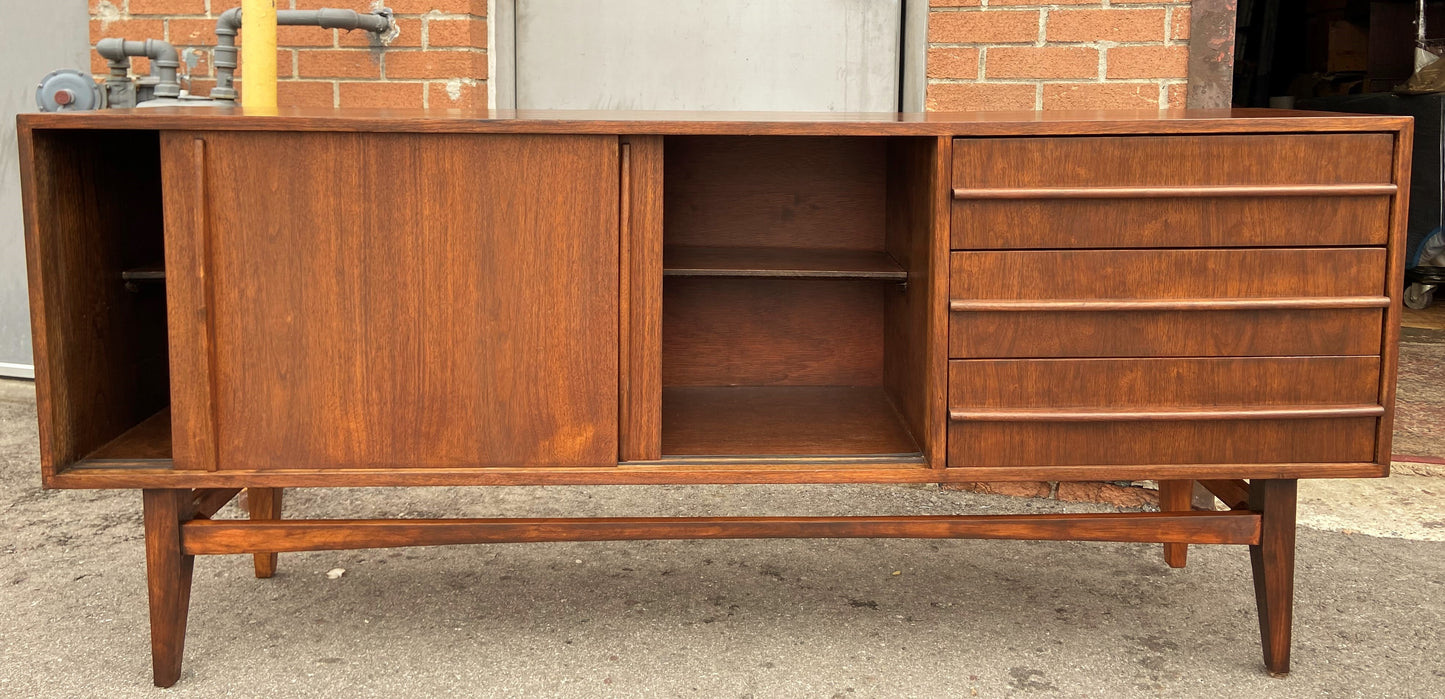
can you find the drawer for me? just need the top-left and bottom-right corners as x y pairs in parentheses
(946, 356), (1384, 468)
(949, 308), (1383, 358)
(951, 248), (1387, 300)
(948, 248), (1388, 358)
(947, 418), (1379, 467)
(948, 356), (1382, 411)
(951, 134), (1396, 249)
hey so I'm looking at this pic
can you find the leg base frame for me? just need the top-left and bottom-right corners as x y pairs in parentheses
(138, 484), (1299, 686)
(179, 510), (1262, 554)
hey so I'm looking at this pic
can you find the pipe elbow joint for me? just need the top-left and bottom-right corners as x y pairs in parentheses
(94, 38), (131, 62)
(217, 7), (242, 36)
(144, 39), (179, 65)
(95, 37), (179, 63)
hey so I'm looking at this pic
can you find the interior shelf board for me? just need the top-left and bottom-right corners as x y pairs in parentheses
(121, 265), (166, 282)
(81, 407), (172, 462)
(662, 385), (920, 457)
(662, 246), (907, 281)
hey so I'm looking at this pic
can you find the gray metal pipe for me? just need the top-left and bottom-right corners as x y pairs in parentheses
(211, 7), (393, 101)
(95, 38), (181, 99)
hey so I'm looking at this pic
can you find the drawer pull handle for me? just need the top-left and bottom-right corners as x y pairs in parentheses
(948, 405), (1385, 422)
(951, 183), (1397, 200)
(948, 296), (1391, 312)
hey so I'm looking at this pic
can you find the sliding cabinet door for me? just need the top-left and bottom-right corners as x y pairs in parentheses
(162, 132), (619, 470)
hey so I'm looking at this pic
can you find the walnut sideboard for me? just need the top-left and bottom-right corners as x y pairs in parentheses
(16, 108), (1412, 687)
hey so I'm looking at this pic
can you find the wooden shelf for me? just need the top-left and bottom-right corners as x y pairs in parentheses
(663, 246), (906, 281)
(662, 386), (919, 457)
(121, 265), (166, 282)
(82, 408), (172, 462)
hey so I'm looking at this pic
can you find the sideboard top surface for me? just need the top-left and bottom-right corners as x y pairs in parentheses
(17, 107), (1412, 136)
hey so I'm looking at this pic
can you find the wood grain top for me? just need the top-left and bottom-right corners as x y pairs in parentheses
(17, 107), (1412, 136)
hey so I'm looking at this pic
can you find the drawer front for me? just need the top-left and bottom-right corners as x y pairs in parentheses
(949, 307), (1383, 358)
(947, 418), (1379, 467)
(951, 134), (1395, 249)
(951, 248), (1387, 300)
(948, 357), (1382, 411)
(948, 248), (1388, 358)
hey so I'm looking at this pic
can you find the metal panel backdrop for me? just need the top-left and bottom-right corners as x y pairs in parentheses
(512, 0), (903, 111)
(0, 0), (93, 378)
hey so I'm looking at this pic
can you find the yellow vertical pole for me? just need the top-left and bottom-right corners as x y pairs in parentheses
(240, 0), (278, 110)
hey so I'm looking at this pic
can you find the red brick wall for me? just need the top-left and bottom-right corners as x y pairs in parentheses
(88, 1), (1188, 110)
(927, 0), (1191, 110)
(89, 1), (486, 108)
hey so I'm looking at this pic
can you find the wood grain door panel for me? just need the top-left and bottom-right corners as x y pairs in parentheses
(164, 132), (620, 470)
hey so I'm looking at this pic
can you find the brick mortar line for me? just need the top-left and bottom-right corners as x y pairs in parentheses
(929, 3), (1186, 10)
(118, 12), (488, 19)
(293, 47), (487, 51)
(966, 42), (1182, 47)
(927, 77), (1184, 84)
(936, 76), (1184, 81)
(930, 41), (1177, 46)
(930, 5), (1187, 12)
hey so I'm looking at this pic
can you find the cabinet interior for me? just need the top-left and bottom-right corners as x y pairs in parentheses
(659, 136), (933, 459)
(28, 129), (171, 469)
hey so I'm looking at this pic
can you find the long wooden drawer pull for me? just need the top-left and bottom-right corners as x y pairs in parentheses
(951, 183), (1398, 200)
(948, 405), (1386, 422)
(948, 297), (1391, 312)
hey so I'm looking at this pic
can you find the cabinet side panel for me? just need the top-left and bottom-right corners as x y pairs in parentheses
(23, 129), (169, 479)
(1376, 126), (1414, 466)
(202, 133), (620, 469)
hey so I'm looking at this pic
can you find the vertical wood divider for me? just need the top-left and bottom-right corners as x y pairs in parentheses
(164, 135), (220, 471)
(620, 137), (664, 461)
(618, 141), (632, 460)
(928, 136), (952, 468)
(198, 138), (220, 472)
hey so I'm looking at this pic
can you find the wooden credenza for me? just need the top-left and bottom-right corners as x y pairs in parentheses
(16, 108), (1412, 687)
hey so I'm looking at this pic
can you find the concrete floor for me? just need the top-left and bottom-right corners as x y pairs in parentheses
(2, 380), (1443, 698)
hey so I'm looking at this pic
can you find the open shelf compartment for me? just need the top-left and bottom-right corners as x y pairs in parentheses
(658, 135), (937, 461)
(25, 129), (172, 474)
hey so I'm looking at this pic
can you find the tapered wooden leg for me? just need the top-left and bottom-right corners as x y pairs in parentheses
(246, 488), (283, 578)
(1158, 480), (1193, 568)
(1248, 479), (1298, 677)
(142, 489), (196, 688)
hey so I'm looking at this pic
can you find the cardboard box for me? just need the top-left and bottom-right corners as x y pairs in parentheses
(1310, 18), (1370, 73)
